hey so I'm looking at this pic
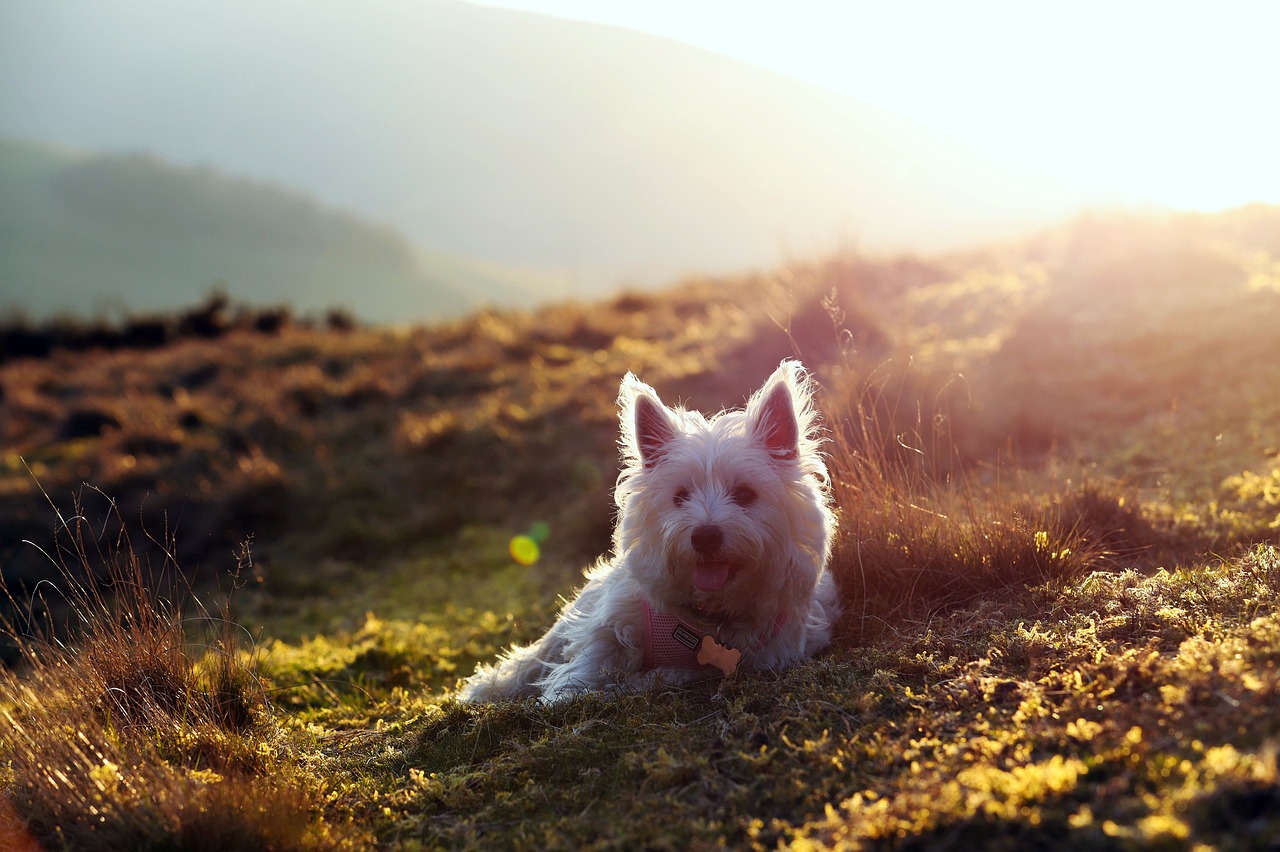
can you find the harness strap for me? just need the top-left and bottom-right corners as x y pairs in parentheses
(641, 600), (786, 671)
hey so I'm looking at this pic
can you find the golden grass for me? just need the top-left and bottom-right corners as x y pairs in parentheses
(3, 206), (1280, 847)
(0, 495), (363, 849)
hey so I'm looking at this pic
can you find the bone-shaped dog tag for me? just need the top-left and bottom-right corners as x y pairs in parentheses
(697, 635), (741, 676)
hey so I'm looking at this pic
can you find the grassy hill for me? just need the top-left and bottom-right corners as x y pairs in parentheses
(0, 138), (560, 323)
(3, 207), (1280, 848)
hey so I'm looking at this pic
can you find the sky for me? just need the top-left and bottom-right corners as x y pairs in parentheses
(474, 0), (1280, 212)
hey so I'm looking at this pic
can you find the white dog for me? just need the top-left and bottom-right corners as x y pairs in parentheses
(458, 360), (839, 702)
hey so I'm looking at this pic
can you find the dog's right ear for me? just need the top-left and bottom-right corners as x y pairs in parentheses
(619, 373), (676, 469)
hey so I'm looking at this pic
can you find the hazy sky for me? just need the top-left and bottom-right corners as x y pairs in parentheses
(474, 0), (1280, 212)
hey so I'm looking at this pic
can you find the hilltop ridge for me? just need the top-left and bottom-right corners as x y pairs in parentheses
(0, 138), (562, 322)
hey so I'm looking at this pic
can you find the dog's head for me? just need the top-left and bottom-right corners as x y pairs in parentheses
(613, 360), (835, 633)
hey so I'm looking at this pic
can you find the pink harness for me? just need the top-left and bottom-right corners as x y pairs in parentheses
(641, 600), (785, 671)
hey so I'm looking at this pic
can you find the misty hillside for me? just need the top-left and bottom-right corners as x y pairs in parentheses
(0, 0), (1088, 292)
(0, 138), (562, 322)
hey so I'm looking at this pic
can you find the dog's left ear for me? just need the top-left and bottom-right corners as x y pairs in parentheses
(748, 361), (806, 461)
(619, 373), (678, 470)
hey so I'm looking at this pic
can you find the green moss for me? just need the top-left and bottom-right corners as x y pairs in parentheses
(277, 546), (1277, 849)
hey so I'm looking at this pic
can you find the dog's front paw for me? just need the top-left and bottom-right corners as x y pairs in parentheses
(539, 663), (637, 703)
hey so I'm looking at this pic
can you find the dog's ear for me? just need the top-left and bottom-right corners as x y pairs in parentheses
(748, 361), (808, 461)
(619, 373), (677, 469)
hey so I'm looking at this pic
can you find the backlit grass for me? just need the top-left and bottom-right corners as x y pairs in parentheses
(4, 206), (1280, 848)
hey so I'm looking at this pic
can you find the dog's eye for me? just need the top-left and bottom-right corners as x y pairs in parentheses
(673, 487), (690, 507)
(730, 485), (758, 507)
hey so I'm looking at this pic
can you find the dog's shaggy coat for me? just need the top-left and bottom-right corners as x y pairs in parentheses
(459, 360), (838, 702)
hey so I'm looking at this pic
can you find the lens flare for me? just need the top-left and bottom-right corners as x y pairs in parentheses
(509, 534), (540, 566)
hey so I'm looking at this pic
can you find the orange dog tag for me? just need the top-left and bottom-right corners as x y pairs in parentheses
(697, 635), (741, 676)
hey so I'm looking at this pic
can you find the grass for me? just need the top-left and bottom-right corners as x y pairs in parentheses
(251, 548), (1280, 850)
(4, 206), (1280, 848)
(0, 493), (365, 849)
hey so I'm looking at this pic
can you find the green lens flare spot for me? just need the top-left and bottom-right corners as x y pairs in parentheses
(527, 521), (551, 544)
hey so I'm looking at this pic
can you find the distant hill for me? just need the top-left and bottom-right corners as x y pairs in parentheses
(0, 0), (1094, 298)
(0, 138), (564, 322)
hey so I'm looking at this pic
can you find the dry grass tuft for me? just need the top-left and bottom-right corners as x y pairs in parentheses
(824, 368), (1121, 642)
(0, 492), (356, 850)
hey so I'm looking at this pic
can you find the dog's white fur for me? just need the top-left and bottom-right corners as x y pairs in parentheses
(458, 360), (839, 702)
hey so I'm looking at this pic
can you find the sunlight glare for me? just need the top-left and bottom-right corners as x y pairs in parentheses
(473, 0), (1280, 211)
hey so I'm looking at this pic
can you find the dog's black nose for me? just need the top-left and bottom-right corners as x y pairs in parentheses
(691, 524), (723, 556)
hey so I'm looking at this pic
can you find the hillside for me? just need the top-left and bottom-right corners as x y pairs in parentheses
(3, 207), (1280, 848)
(0, 0), (1088, 292)
(0, 138), (559, 322)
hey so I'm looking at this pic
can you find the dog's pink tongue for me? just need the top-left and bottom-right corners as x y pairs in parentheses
(693, 561), (731, 592)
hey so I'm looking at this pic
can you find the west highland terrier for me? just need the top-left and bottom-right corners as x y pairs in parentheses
(458, 360), (839, 702)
